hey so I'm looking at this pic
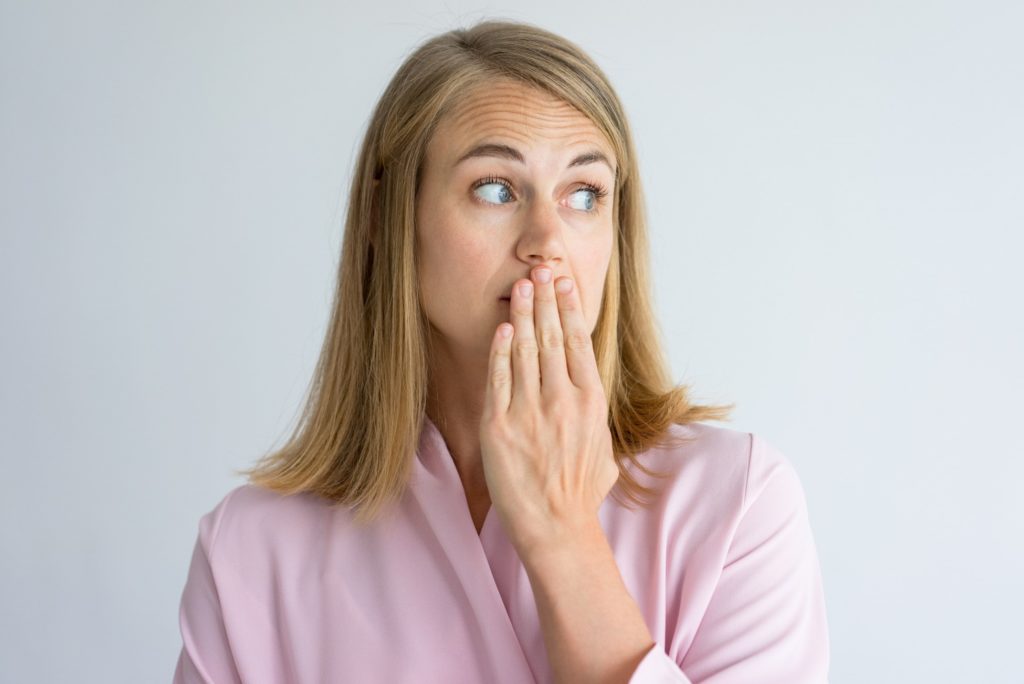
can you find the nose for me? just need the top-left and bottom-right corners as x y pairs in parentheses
(515, 200), (565, 267)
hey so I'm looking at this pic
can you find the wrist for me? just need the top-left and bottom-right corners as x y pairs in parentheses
(517, 514), (608, 571)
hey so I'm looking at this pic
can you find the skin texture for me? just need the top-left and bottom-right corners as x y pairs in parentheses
(415, 80), (655, 683)
(416, 79), (617, 523)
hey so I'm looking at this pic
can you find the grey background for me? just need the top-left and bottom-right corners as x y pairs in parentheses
(2, 1), (1021, 682)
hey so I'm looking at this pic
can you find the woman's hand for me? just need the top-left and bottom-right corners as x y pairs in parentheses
(479, 265), (619, 560)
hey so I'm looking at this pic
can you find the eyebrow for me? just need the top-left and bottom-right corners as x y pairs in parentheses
(454, 142), (616, 176)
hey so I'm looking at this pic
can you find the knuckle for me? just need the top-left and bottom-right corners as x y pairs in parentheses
(538, 328), (564, 350)
(543, 396), (569, 419)
(490, 366), (511, 387)
(514, 340), (538, 357)
(512, 300), (532, 315)
(565, 329), (591, 352)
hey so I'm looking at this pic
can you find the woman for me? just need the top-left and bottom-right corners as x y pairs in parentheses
(173, 19), (830, 684)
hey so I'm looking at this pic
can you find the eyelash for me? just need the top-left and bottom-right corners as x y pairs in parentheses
(471, 175), (609, 211)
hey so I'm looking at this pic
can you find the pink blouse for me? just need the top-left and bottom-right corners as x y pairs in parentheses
(173, 416), (830, 682)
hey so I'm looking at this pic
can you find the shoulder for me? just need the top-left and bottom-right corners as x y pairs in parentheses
(623, 421), (750, 498)
(194, 483), (339, 569)
(635, 420), (802, 491)
(618, 421), (808, 534)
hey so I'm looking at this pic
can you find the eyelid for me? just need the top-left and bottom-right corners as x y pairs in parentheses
(470, 175), (516, 207)
(471, 175), (608, 210)
(472, 175), (513, 192)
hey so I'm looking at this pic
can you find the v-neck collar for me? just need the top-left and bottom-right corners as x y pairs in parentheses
(410, 413), (538, 682)
(416, 414), (499, 539)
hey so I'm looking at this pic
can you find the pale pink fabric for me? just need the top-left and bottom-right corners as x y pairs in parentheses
(173, 416), (830, 683)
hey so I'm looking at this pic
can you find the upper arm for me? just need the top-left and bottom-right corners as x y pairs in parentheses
(630, 434), (831, 683)
(173, 492), (244, 684)
(679, 434), (831, 682)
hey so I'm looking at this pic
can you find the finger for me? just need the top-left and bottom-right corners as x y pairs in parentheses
(509, 278), (540, 405)
(485, 322), (514, 415)
(531, 267), (570, 392)
(554, 275), (602, 391)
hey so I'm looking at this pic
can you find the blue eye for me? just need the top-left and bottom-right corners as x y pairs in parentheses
(471, 176), (609, 212)
(568, 189), (596, 212)
(473, 178), (514, 205)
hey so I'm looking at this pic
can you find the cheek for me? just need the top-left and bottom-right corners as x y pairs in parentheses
(575, 241), (614, 324)
(418, 207), (468, 290)
(417, 222), (498, 326)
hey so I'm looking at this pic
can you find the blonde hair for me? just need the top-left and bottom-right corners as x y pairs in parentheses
(237, 19), (733, 524)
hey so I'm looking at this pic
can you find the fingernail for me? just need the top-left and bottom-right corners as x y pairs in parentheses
(534, 269), (551, 284)
(555, 278), (573, 294)
(519, 282), (533, 297)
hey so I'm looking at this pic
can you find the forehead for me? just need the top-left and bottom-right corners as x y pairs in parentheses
(428, 80), (615, 166)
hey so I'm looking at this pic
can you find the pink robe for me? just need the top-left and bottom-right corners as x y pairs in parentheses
(173, 416), (830, 682)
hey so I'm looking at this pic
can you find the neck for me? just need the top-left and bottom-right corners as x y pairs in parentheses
(425, 334), (491, 505)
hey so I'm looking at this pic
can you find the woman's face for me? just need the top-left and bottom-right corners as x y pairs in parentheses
(415, 79), (617, 366)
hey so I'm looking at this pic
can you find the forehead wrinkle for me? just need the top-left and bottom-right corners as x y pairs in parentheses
(443, 111), (614, 171)
(433, 82), (617, 175)
(445, 84), (597, 135)
(461, 118), (601, 145)
(449, 99), (588, 132)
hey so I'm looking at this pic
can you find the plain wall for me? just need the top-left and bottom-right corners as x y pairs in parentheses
(1, 1), (1021, 681)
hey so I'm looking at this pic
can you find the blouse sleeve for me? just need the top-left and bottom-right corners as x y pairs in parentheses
(629, 435), (831, 683)
(172, 492), (243, 684)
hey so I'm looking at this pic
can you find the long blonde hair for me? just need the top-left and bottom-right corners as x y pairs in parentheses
(237, 19), (733, 524)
